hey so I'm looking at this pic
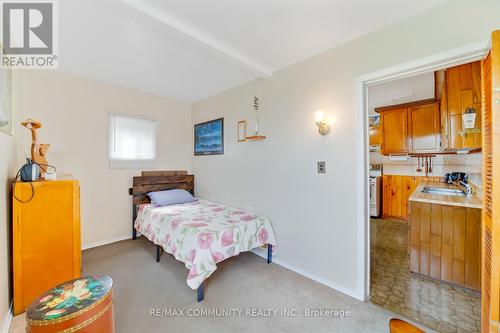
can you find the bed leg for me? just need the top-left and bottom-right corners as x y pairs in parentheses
(197, 283), (204, 302)
(267, 245), (272, 264)
(156, 245), (161, 263)
(132, 204), (137, 240)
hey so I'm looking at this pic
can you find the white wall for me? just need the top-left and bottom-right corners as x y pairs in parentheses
(192, 0), (500, 299)
(18, 71), (192, 248)
(0, 129), (15, 333)
(0, 73), (22, 332)
(367, 72), (435, 115)
(0, 70), (191, 329)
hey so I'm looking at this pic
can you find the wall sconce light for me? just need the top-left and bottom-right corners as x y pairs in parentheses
(314, 110), (330, 135)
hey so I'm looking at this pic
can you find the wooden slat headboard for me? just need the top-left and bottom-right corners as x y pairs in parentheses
(129, 170), (194, 205)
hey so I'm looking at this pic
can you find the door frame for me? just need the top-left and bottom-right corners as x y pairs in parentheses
(355, 40), (489, 301)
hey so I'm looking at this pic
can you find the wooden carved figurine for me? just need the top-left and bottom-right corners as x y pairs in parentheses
(36, 143), (50, 171)
(21, 119), (50, 176)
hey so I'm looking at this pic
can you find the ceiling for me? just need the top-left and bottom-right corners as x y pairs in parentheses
(59, 0), (446, 102)
(368, 72), (435, 115)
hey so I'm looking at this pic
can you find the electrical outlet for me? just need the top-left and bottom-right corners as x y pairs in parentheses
(317, 161), (326, 174)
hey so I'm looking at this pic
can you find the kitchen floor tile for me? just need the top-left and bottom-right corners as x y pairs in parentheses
(370, 218), (480, 333)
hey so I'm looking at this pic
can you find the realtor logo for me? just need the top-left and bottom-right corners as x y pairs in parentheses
(1, 0), (58, 68)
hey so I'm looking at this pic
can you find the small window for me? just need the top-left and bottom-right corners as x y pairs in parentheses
(109, 113), (156, 166)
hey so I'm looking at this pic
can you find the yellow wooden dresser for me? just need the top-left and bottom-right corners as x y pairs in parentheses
(13, 179), (81, 315)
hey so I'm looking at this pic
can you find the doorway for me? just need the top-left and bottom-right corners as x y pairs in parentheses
(357, 41), (489, 332)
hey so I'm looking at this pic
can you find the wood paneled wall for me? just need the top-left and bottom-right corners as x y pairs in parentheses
(410, 201), (481, 291)
(382, 175), (442, 219)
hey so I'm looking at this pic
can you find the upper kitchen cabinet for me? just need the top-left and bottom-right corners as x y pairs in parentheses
(408, 102), (441, 153)
(369, 124), (381, 146)
(442, 61), (482, 150)
(380, 107), (408, 155)
(440, 73), (449, 150)
(378, 100), (441, 155)
(368, 114), (381, 148)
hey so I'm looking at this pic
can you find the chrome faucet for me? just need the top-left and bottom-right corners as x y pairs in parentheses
(459, 181), (473, 197)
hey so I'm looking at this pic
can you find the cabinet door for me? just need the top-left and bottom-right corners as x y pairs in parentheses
(440, 76), (449, 150)
(408, 102), (441, 153)
(409, 201), (420, 273)
(369, 125), (381, 146)
(446, 61), (482, 150)
(381, 108), (408, 154)
(13, 180), (81, 314)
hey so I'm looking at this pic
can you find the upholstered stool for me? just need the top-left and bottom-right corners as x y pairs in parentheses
(26, 276), (115, 333)
(389, 318), (425, 333)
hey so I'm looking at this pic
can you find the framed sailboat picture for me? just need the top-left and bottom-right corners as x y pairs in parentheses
(194, 118), (224, 155)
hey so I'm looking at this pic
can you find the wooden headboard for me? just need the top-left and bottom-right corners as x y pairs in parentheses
(128, 170), (194, 205)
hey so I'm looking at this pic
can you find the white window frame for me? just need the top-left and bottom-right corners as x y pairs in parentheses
(108, 112), (157, 169)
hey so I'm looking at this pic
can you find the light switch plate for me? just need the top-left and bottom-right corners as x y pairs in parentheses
(317, 161), (326, 174)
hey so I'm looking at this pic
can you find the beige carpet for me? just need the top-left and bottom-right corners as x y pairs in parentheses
(10, 238), (434, 333)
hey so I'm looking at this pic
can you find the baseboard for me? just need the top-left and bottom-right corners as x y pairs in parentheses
(82, 235), (131, 250)
(1, 302), (13, 333)
(251, 248), (364, 301)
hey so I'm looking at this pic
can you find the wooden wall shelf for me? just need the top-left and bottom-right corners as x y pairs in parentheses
(246, 135), (266, 141)
(459, 128), (482, 137)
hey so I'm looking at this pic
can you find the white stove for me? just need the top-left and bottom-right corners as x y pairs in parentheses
(369, 165), (382, 217)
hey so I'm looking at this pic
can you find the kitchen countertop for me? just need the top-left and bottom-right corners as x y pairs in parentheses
(409, 182), (483, 209)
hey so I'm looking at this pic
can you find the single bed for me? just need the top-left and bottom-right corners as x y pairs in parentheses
(129, 171), (276, 302)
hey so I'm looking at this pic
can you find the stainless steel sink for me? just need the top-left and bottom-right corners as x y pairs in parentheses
(422, 186), (466, 197)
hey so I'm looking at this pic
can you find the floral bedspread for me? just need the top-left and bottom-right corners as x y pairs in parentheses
(134, 199), (277, 289)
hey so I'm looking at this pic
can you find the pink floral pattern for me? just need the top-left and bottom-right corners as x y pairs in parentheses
(134, 199), (276, 289)
(211, 252), (224, 263)
(258, 228), (268, 244)
(197, 232), (214, 249)
(188, 222), (208, 228)
(221, 230), (233, 247)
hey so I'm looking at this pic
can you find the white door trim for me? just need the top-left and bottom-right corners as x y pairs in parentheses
(354, 39), (489, 301)
(1, 302), (13, 333)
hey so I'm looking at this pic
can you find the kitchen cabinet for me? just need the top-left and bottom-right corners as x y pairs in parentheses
(408, 102), (441, 153)
(369, 125), (381, 146)
(440, 76), (449, 150)
(379, 61), (483, 154)
(378, 100), (441, 155)
(409, 201), (481, 291)
(443, 61), (482, 150)
(380, 107), (408, 154)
